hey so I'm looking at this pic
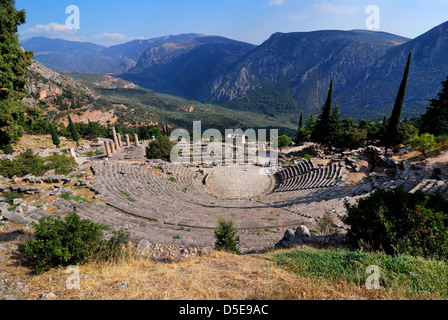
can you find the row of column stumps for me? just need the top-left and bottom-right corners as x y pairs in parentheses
(104, 128), (140, 157)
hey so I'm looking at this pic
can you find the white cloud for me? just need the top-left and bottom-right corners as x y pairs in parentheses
(289, 12), (313, 20)
(24, 22), (73, 33)
(313, 3), (360, 15)
(90, 33), (146, 46)
(268, 0), (286, 7)
(92, 33), (144, 41)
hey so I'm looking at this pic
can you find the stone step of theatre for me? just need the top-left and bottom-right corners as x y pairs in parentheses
(78, 160), (350, 252)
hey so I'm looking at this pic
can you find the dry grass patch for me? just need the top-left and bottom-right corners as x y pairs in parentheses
(21, 250), (408, 300)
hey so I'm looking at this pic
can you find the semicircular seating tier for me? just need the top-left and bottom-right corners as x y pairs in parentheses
(79, 160), (350, 252)
(276, 159), (345, 192)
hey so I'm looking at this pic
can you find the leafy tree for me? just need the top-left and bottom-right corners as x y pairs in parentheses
(84, 120), (109, 138)
(138, 125), (161, 140)
(214, 219), (239, 254)
(67, 115), (80, 147)
(296, 127), (309, 144)
(296, 114), (316, 143)
(396, 121), (418, 147)
(49, 123), (60, 148)
(146, 135), (176, 162)
(0, 0), (34, 148)
(305, 114), (317, 132)
(383, 52), (412, 151)
(340, 127), (367, 150)
(278, 134), (291, 149)
(420, 75), (448, 136)
(410, 133), (436, 158)
(19, 106), (47, 134)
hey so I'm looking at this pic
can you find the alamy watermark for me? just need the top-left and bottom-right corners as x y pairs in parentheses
(66, 5), (80, 30)
(366, 5), (380, 30)
(65, 265), (81, 290)
(169, 121), (279, 173)
(365, 265), (381, 290)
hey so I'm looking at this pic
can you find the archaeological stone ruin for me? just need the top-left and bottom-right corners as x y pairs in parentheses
(1, 133), (447, 254)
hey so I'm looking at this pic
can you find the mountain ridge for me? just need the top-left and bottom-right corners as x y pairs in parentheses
(21, 21), (448, 120)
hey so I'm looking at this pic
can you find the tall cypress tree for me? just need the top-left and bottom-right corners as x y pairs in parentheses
(329, 105), (343, 148)
(384, 52), (412, 150)
(0, 0), (34, 148)
(49, 123), (60, 148)
(311, 81), (334, 149)
(68, 115), (80, 147)
(298, 112), (303, 129)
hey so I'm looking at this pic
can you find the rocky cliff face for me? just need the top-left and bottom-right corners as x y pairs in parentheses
(120, 36), (256, 97)
(22, 22), (448, 120)
(337, 21), (448, 119)
(203, 30), (409, 115)
(204, 22), (448, 119)
(23, 60), (95, 111)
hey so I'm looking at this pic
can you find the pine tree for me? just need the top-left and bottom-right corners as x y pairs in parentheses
(68, 115), (80, 147)
(420, 75), (448, 136)
(49, 123), (60, 148)
(0, 0), (34, 148)
(383, 52), (412, 150)
(214, 219), (239, 254)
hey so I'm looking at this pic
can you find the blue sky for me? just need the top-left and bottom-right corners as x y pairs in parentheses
(16, 0), (448, 46)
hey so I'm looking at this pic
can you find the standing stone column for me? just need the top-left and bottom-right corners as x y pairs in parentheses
(110, 141), (116, 154)
(105, 141), (112, 157)
(125, 134), (130, 147)
(117, 133), (123, 148)
(112, 127), (119, 150)
(134, 134), (139, 146)
(69, 148), (78, 164)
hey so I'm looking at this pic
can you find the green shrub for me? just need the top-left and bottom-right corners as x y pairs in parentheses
(214, 219), (239, 254)
(0, 150), (76, 178)
(435, 134), (448, 144)
(2, 191), (24, 202)
(2, 144), (14, 155)
(304, 154), (313, 160)
(24, 209), (130, 273)
(24, 211), (104, 273)
(97, 229), (131, 262)
(0, 149), (46, 178)
(45, 153), (78, 175)
(343, 187), (448, 260)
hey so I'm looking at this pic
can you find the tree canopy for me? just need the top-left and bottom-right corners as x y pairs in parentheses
(0, 0), (34, 148)
(383, 52), (412, 150)
(420, 75), (448, 136)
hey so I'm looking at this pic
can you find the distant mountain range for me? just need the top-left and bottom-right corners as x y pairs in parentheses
(21, 21), (448, 120)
